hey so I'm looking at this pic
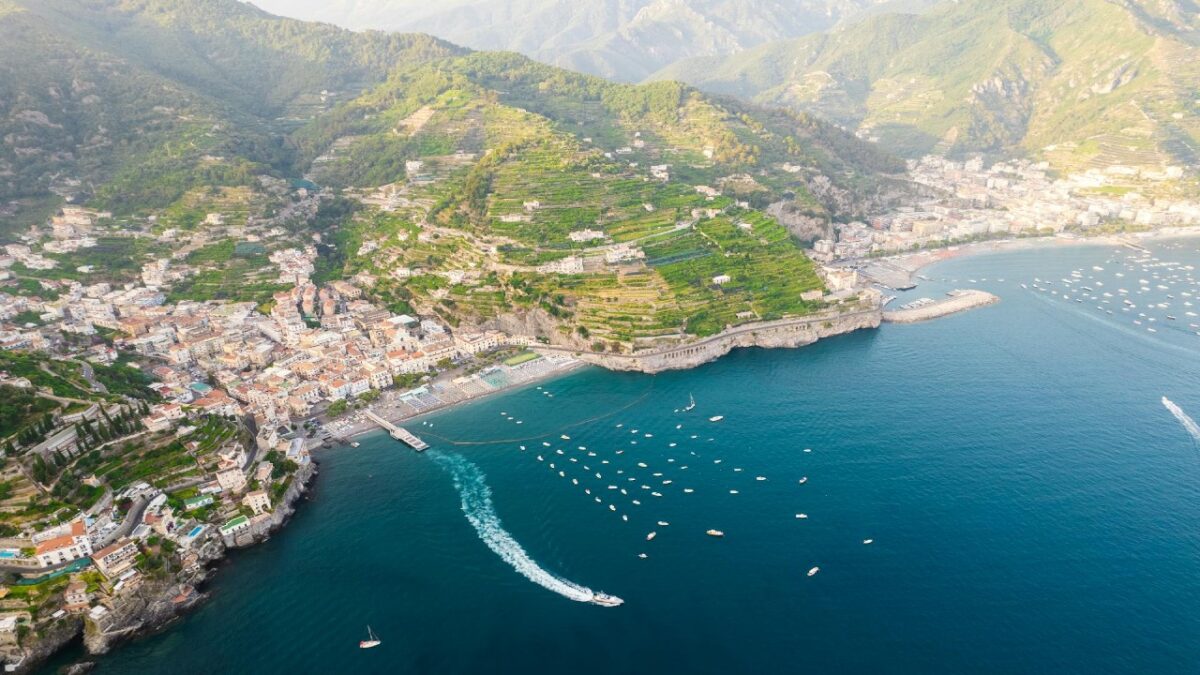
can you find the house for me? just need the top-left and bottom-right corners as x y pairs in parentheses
(242, 490), (271, 515)
(216, 467), (247, 493)
(183, 494), (214, 511)
(63, 579), (90, 613)
(91, 538), (140, 579)
(219, 515), (250, 538)
(254, 462), (273, 483)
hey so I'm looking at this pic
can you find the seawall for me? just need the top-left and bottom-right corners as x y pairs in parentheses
(533, 305), (882, 374)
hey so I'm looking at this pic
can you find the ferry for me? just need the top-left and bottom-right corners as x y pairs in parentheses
(708, 415), (724, 422)
(807, 567), (820, 577)
(590, 592), (624, 608)
(706, 529), (725, 538)
(359, 626), (382, 649)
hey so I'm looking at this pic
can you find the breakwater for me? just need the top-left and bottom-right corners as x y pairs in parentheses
(883, 289), (999, 323)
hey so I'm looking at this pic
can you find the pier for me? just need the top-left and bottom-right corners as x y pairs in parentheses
(363, 411), (429, 451)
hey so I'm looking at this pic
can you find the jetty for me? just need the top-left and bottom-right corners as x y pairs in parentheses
(363, 411), (428, 451)
(883, 289), (999, 323)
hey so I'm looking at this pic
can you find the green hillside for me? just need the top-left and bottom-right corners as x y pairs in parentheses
(0, 0), (461, 221)
(286, 51), (896, 344)
(0, 0), (896, 348)
(652, 0), (1200, 172)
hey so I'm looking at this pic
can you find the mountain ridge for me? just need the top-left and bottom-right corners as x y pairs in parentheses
(650, 0), (1200, 172)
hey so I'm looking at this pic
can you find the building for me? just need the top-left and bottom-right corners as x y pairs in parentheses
(91, 538), (140, 579)
(33, 519), (93, 568)
(219, 515), (250, 538)
(63, 579), (91, 613)
(216, 467), (248, 493)
(242, 490), (271, 515)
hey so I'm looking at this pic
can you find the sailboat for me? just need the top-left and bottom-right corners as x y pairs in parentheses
(675, 394), (696, 413)
(359, 625), (381, 649)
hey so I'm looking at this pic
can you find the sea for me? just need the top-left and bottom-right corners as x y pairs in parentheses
(42, 239), (1200, 674)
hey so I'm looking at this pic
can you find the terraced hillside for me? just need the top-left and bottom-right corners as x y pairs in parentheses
(652, 0), (1200, 173)
(296, 53), (892, 347)
(0, 0), (897, 350)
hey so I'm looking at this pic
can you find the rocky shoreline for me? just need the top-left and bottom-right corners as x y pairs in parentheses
(531, 304), (882, 374)
(14, 463), (318, 675)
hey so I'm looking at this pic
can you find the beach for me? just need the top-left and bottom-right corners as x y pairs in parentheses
(320, 353), (587, 443)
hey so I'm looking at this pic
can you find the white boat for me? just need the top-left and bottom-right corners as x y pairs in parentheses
(863, 539), (874, 545)
(350, 441), (360, 448)
(798, 477), (808, 484)
(590, 592), (624, 607)
(709, 415), (724, 422)
(807, 567), (820, 577)
(359, 625), (381, 649)
(706, 529), (724, 538)
(657, 521), (670, 526)
(646, 532), (657, 541)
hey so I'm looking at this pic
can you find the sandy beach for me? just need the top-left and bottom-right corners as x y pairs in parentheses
(315, 354), (587, 447)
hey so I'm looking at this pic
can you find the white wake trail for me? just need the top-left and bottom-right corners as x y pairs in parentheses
(1162, 397), (1200, 443)
(429, 450), (595, 603)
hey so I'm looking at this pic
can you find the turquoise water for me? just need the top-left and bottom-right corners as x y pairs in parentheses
(46, 241), (1200, 673)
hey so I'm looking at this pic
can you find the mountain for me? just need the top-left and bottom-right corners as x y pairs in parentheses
(245, 0), (910, 82)
(0, 0), (901, 347)
(652, 0), (1200, 173)
(0, 0), (460, 220)
(0, 0), (900, 225)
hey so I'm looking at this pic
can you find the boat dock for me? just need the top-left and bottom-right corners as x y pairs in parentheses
(363, 411), (429, 451)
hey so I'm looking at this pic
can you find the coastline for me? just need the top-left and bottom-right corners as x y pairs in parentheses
(875, 227), (1200, 282)
(327, 357), (590, 444)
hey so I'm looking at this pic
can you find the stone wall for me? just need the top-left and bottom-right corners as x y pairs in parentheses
(533, 306), (881, 374)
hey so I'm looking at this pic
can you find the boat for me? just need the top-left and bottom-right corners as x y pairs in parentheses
(708, 415), (724, 422)
(638, 553), (647, 559)
(350, 441), (360, 448)
(706, 529), (724, 537)
(646, 532), (656, 541)
(590, 592), (624, 607)
(359, 626), (381, 649)
(798, 477), (808, 484)
(807, 567), (820, 577)
(682, 394), (696, 412)
(863, 539), (874, 545)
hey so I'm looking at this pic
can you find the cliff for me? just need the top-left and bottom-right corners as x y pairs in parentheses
(533, 304), (881, 373)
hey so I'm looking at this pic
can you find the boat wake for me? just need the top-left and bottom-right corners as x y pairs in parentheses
(428, 450), (596, 603)
(1162, 397), (1200, 444)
